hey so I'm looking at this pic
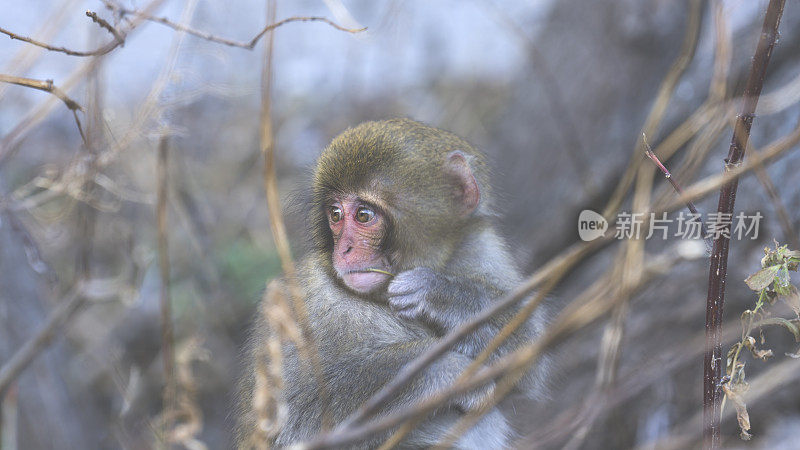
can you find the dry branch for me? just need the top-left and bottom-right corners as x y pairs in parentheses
(0, 0), (168, 163)
(102, 0), (364, 49)
(703, 1), (785, 447)
(0, 74), (87, 146)
(85, 9), (125, 43)
(644, 134), (700, 216)
(0, 10), (126, 56)
(0, 74), (81, 111)
(0, 287), (83, 395)
(157, 135), (176, 428)
(0, 0), (78, 100)
(643, 133), (710, 244)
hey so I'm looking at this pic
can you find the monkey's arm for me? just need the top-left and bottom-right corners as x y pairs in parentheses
(321, 340), (494, 418)
(239, 330), (493, 447)
(386, 268), (536, 359)
(386, 268), (550, 399)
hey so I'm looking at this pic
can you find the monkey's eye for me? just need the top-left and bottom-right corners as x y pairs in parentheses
(329, 206), (342, 223)
(356, 207), (375, 223)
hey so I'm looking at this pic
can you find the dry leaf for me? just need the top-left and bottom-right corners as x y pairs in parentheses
(784, 249), (800, 259)
(742, 336), (772, 360)
(723, 383), (751, 440)
(751, 348), (773, 360)
(744, 265), (780, 291)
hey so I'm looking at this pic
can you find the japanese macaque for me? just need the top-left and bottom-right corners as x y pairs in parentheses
(236, 118), (548, 448)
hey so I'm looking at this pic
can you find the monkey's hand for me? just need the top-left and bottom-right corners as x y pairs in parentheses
(387, 267), (487, 332)
(386, 267), (437, 321)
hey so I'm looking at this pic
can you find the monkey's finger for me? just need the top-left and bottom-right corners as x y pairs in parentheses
(396, 305), (423, 320)
(388, 298), (416, 312)
(386, 281), (419, 295)
(388, 292), (424, 309)
(386, 289), (416, 297)
(387, 271), (428, 294)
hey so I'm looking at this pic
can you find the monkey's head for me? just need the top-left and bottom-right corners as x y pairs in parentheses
(312, 118), (492, 296)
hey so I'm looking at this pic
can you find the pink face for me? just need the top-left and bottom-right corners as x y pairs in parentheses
(327, 195), (392, 294)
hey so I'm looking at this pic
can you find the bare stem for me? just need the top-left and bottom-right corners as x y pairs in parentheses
(101, 0), (364, 49)
(0, 10), (126, 56)
(0, 287), (84, 396)
(703, 1), (785, 448)
(642, 133), (710, 246)
(0, 74), (82, 111)
(157, 135), (176, 423)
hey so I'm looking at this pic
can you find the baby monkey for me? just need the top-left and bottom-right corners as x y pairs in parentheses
(237, 118), (547, 448)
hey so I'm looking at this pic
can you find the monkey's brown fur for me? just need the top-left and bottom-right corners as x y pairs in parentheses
(236, 119), (548, 448)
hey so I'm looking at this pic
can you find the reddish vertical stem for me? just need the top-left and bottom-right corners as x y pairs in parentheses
(703, 1), (785, 448)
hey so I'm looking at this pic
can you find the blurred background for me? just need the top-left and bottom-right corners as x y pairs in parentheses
(2, 0), (800, 448)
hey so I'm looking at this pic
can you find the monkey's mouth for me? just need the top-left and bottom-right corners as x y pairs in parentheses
(342, 269), (392, 293)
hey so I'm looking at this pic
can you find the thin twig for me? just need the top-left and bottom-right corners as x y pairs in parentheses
(0, 74), (82, 111)
(643, 134), (700, 215)
(102, 0), (364, 49)
(0, 10), (126, 57)
(0, 74), (89, 146)
(0, 0), (79, 101)
(643, 133), (711, 246)
(84, 10), (125, 43)
(0, 287), (84, 395)
(703, 1), (785, 448)
(0, 0), (168, 163)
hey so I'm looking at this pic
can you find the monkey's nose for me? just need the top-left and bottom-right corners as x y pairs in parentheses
(342, 245), (353, 255)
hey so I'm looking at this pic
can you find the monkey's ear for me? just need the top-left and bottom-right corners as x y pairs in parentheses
(445, 150), (480, 216)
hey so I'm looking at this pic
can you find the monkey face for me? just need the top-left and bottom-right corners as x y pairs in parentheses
(327, 194), (392, 294)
